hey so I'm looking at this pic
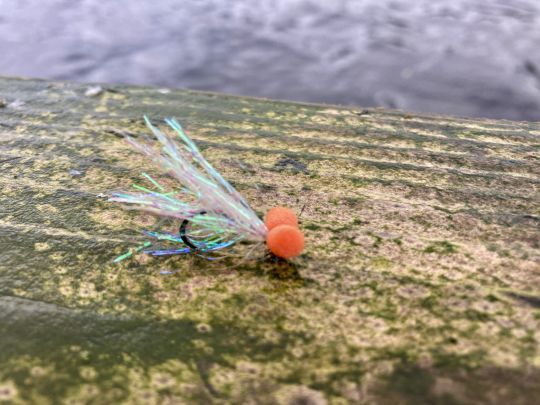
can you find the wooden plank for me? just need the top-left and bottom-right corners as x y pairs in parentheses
(0, 76), (539, 403)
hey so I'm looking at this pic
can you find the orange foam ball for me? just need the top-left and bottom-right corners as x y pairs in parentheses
(266, 224), (304, 259)
(264, 207), (298, 231)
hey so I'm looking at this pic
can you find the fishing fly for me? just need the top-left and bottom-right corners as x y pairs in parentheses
(110, 117), (304, 263)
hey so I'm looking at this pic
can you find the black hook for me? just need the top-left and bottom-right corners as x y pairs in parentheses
(179, 210), (207, 250)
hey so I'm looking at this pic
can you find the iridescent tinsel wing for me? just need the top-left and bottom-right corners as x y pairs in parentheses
(109, 117), (267, 260)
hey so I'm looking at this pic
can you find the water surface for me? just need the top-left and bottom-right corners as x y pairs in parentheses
(1, 0), (539, 120)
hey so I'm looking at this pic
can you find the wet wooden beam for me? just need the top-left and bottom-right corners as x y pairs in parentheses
(0, 76), (539, 403)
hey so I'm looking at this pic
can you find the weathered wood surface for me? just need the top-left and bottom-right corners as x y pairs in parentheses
(0, 76), (539, 404)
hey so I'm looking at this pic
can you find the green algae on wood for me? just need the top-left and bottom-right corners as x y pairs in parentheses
(0, 76), (539, 404)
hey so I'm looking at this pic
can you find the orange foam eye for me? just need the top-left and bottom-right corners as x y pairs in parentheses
(266, 224), (304, 259)
(264, 207), (298, 231)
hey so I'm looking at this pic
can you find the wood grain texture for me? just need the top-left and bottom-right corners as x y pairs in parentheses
(0, 76), (539, 403)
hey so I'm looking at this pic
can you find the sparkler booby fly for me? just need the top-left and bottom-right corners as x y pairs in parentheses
(109, 117), (304, 262)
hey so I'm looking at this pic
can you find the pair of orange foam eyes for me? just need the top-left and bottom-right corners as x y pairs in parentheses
(264, 207), (305, 259)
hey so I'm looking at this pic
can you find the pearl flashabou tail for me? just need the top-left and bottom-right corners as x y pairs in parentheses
(109, 117), (267, 260)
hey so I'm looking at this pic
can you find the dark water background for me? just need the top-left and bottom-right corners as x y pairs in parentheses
(1, 0), (540, 121)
